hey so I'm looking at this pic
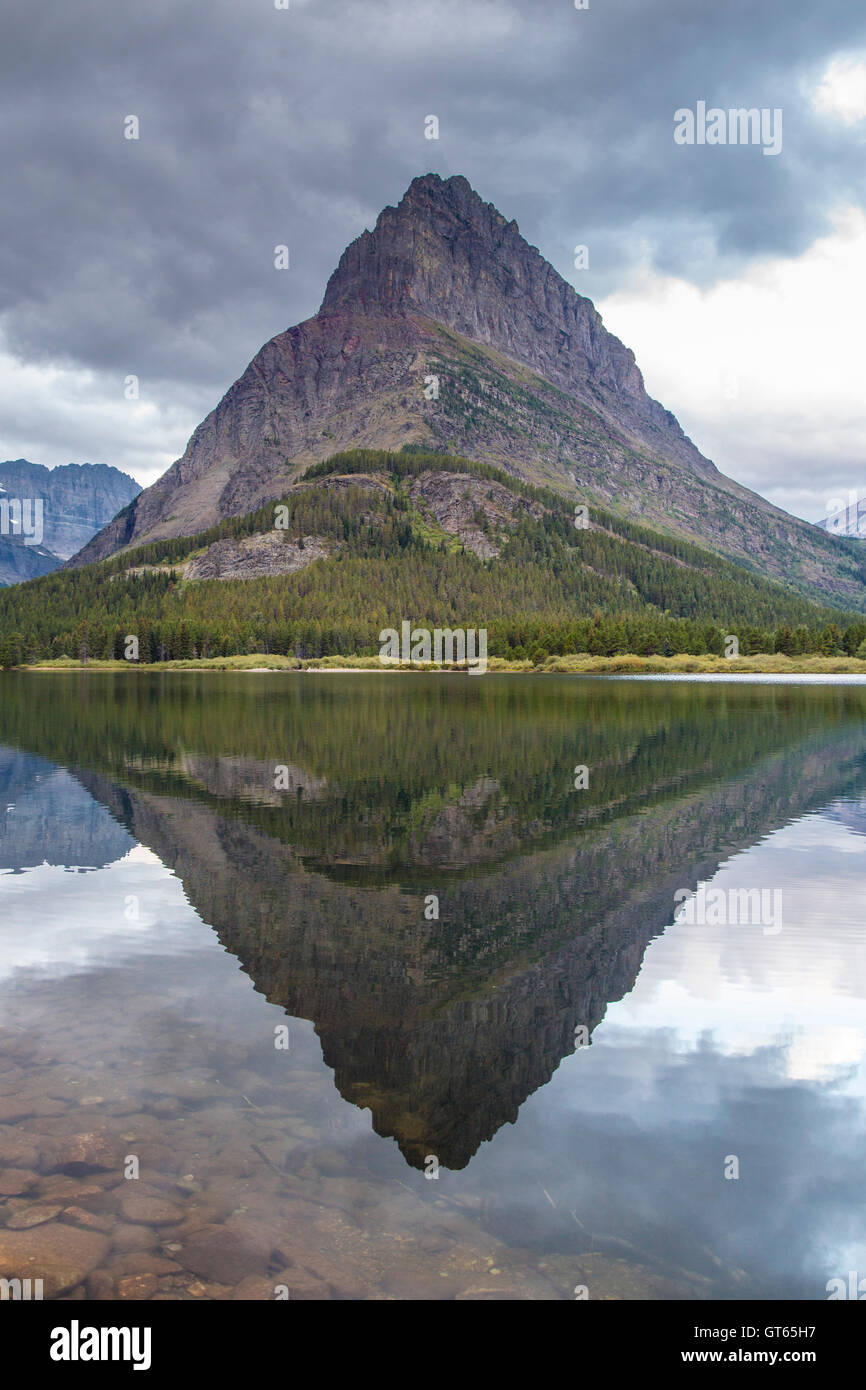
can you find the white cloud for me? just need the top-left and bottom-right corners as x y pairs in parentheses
(598, 206), (866, 522)
(812, 54), (866, 126)
(0, 330), (207, 487)
(605, 812), (866, 1091)
(0, 849), (202, 985)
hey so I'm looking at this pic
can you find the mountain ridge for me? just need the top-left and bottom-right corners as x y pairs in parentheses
(0, 458), (141, 584)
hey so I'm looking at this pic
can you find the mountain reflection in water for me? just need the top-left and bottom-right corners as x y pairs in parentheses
(0, 673), (864, 1301)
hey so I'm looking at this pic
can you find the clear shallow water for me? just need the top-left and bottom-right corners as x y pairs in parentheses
(0, 672), (864, 1300)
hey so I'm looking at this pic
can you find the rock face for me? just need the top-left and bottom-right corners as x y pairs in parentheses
(68, 174), (865, 609)
(320, 174), (698, 471)
(0, 459), (140, 583)
(405, 469), (543, 558)
(183, 531), (331, 581)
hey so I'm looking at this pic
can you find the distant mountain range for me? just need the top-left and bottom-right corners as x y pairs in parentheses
(68, 172), (866, 614)
(0, 460), (140, 586)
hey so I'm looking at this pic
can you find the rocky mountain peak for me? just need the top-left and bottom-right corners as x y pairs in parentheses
(320, 173), (652, 410)
(321, 173), (540, 311)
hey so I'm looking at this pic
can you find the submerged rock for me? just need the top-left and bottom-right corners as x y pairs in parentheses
(41, 1130), (126, 1174)
(172, 1224), (271, 1285)
(0, 1222), (109, 1298)
(117, 1273), (158, 1300)
(0, 1169), (39, 1196)
(6, 1203), (64, 1229)
(119, 1192), (185, 1226)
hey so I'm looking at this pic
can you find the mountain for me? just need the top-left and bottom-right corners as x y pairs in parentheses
(68, 173), (866, 612)
(0, 534), (61, 585)
(0, 460), (140, 585)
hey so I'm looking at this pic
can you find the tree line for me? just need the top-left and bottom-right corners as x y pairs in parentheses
(1, 448), (863, 665)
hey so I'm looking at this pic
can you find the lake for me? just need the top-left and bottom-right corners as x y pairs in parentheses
(0, 672), (864, 1301)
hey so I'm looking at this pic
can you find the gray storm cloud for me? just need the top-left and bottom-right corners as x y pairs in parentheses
(0, 0), (864, 506)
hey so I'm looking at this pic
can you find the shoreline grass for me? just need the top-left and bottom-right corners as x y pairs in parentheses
(12, 651), (866, 676)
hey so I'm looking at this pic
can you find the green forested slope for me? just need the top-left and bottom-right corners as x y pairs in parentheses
(0, 450), (863, 664)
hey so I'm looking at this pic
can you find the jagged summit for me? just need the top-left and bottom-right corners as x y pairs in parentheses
(321, 172), (653, 413)
(322, 173), (517, 312)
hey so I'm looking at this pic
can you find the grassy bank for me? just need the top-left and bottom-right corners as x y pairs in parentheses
(15, 652), (866, 675)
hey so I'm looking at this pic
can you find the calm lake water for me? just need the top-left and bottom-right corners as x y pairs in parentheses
(0, 672), (864, 1301)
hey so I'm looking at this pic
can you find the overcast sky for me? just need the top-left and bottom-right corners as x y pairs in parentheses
(1, 0), (864, 523)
